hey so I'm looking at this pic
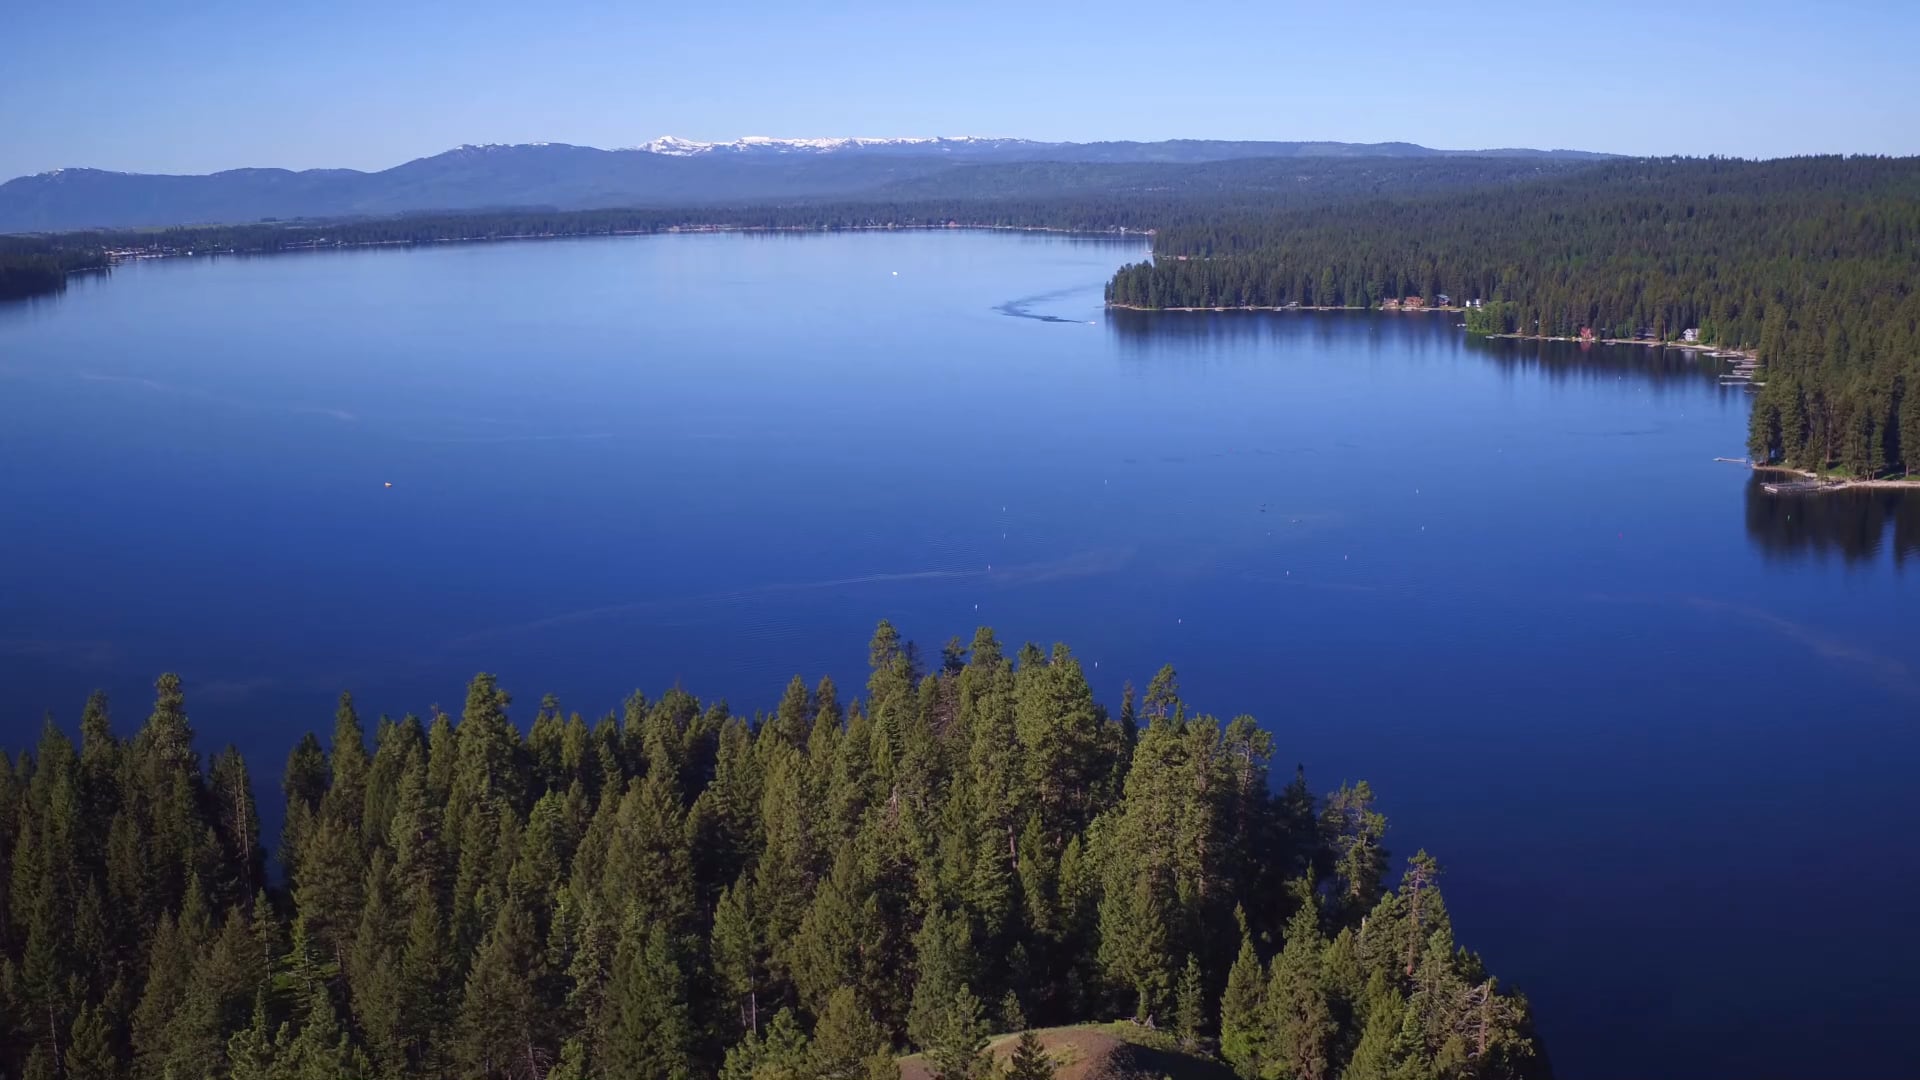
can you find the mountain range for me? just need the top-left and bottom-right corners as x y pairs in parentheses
(0, 137), (1616, 233)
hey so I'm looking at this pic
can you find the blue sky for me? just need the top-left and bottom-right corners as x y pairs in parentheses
(2, 0), (1914, 178)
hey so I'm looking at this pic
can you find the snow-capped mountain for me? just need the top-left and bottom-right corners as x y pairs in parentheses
(0, 138), (1615, 232)
(631, 135), (1031, 156)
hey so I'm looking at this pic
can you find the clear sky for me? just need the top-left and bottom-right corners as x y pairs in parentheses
(2, 0), (1914, 179)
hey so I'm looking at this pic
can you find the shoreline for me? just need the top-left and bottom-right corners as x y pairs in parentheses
(1487, 331), (1758, 362)
(1751, 464), (1920, 493)
(1107, 302), (1367, 313)
(1113, 303), (1758, 357)
(97, 221), (1151, 268)
(1099, 304), (1920, 495)
(1105, 304), (1764, 365)
(1103, 304), (1759, 360)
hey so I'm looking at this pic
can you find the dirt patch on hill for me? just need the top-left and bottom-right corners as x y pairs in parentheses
(900, 1026), (1234, 1080)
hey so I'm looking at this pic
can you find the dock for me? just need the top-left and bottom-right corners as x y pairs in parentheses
(1717, 356), (1762, 386)
(1761, 479), (1833, 495)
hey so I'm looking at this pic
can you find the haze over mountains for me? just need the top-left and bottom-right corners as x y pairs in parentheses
(0, 136), (1615, 232)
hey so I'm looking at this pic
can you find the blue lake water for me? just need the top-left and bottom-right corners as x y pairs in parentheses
(1, 230), (1914, 1078)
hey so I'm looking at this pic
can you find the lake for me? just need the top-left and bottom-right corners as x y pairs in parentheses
(1, 230), (1914, 1078)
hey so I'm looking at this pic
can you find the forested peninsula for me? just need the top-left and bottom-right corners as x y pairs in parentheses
(0, 238), (107, 300)
(1104, 156), (1920, 480)
(0, 624), (1547, 1080)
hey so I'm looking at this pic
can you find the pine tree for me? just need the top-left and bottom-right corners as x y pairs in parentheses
(998, 989), (1027, 1034)
(65, 1002), (122, 1080)
(280, 732), (329, 882)
(1014, 644), (1105, 837)
(711, 880), (766, 1037)
(1219, 911), (1267, 1078)
(224, 993), (277, 1080)
(275, 986), (373, 1080)
(1096, 869), (1170, 1023)
(454, 900), (545, 1079)
(1321, 783), (1388, 919)
(1341, 973), (1412, 1080)
(1004, 1030), (1055, 1080)
(292, 814), (363, 971)
(924, 984), (990, 1080)
(786, 848), (884, 1021)
(603, 915), (694, 1080)
(547, 1037), (591, 1080)
(908, 906), (975, 1049)
(323, 692), (369, 833)
(808, 986), (894, 1080)
(163, 907), (260, 1080)
(394, 882), (452, 1073)
(599, 769), (695, 933)
(130, 912), (191, 1080)
(721, 1007), (809, 1080)
(1173, 953), (1206, 1052)
(1268, 896), (1335, 1080)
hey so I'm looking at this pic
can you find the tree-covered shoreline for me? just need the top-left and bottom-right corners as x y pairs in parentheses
(1, 623), (1547, 1080)
(1101, 156), (1920, 478)
(0, 238), (108, 300)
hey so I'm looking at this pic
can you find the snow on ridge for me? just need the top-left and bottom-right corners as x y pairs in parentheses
(630, 135), (1019, 155)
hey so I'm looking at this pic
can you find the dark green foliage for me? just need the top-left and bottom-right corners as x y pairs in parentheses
(1105, 156), (1920, 477)
(808, 986), (896, 1080)
(1267, 893), (1336, 1080)
(1174, 953), (1206, 1052)
(1005, 1030), (1056, 1080)
(0, 238), (108, 299)
(0, 628), (1544, 1080)
(923, 984), (991, 1080)
(604, 915), (695, 1080)
(720, 1006), (810, 1080)
(1219, 913), (1267, 1078)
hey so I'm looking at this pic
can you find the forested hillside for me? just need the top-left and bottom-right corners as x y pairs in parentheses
(0, 624), (1547, 1080)
(1102, 156), (1920, 477)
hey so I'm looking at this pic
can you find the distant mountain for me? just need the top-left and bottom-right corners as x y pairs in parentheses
(0, 137), (1618, 233)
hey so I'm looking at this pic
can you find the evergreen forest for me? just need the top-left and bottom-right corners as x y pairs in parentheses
(0, 237), (106, 300)
(0, 624), (1548, 1080)
(1100, 156), (1920, 478)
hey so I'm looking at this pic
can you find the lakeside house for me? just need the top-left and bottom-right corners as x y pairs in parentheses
(1436, 293), (1452, 306)
(1381, 298), (1402, 310)
(1402, 295), (1426, 309)
(1682, 327), (1700, 342)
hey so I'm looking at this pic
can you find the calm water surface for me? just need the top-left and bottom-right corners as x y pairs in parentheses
(2, 232), (1914, 1079)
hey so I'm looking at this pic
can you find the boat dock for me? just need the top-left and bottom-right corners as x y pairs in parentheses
(1718, 356), (1763, 386)
(1761, 479), (1833, 495)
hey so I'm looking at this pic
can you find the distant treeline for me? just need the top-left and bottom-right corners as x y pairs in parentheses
(0, 155), (1592, 301)
(0, 623), (1547, 1080)
(1103, 156), (1920, 477)
(0, 201), (1149, 304)
(0, 236), (108, 299)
